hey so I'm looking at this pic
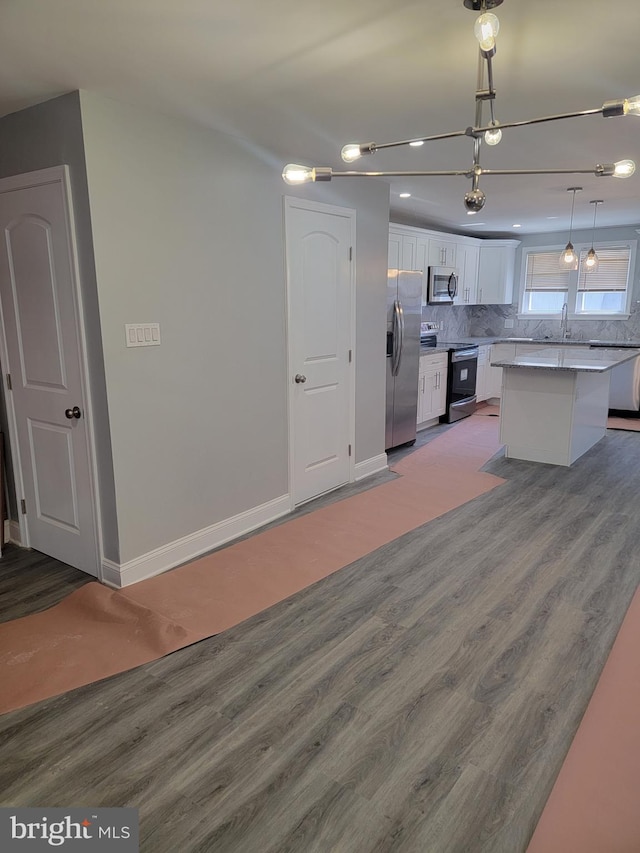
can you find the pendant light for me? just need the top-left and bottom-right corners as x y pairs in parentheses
(559, 187), (581, 270)
(585, 200), (603, 272)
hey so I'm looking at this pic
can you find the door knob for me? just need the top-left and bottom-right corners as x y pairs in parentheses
(65, 406), (82, 419)
(294, 374), (307, 384)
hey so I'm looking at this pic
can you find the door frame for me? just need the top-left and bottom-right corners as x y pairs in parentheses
(0, 165), (104, 580)
(283, 196), (357, 508)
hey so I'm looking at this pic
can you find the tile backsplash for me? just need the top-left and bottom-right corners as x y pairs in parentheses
(422, 303), (640, 342)
(421, 304), (473, 340)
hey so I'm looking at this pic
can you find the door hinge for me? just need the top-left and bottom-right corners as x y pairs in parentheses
(349, 246), (353, 261)
(6, 373), (11, 390)
(348, 444), (352, 457)
(349, 349), (352, 363)
(20, 499), (26, 515)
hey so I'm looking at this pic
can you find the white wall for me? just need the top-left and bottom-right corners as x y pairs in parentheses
(79, 92), (389, 565)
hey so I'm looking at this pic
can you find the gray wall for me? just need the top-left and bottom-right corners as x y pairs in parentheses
(79, 92), (389, 564)
(0, 93), (119, 560)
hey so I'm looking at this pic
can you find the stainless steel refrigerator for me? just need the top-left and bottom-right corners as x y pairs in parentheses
(385, 270), (422, 450)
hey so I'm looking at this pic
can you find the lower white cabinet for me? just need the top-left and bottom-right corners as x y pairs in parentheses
(418, 352), (448, 425)
(486, 343), (516, 399)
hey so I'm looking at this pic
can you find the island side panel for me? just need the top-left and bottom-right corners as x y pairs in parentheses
(569, 371), (610, 464)
(500, 367), (576, 465)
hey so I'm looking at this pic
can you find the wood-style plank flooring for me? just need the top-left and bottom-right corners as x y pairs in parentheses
(1, 424), (639, 851)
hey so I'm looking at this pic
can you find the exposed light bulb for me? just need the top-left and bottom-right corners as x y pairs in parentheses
(474, 12), (499, 52)
(559, 242), (578, 270)
(623, 95), (640, 116)
(585, 248), (599, 272)
(341, 144), (362, 163)
(282, 164), (314, 185)
(613, 159), (636, 178)
(484, 120), (502, 146)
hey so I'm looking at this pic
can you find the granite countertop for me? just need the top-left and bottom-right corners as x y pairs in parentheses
(490, 345), (640, 373)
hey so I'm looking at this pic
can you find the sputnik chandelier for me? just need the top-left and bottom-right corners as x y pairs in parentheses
(282, 0), (638, 213)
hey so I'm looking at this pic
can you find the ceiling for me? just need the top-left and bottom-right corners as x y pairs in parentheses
(1, 0), (639, 237)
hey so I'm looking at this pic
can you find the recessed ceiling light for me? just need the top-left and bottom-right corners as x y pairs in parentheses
(409, 141), (424, 147)
(547, 215), (559, 219)
(512, 223), (522, 228)
(399, 192), (411, 198)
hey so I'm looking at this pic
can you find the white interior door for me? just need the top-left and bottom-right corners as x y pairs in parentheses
(0, 168), (100, 576)
(285, 198), (354, 505)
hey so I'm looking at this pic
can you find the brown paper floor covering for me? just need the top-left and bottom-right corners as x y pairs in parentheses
(0, 414), (505, 715)
(527, 586), (640, 852)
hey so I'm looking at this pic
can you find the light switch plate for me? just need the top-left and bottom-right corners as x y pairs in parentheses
(504, 318), (515, 329)
(125, 323), (161, 347)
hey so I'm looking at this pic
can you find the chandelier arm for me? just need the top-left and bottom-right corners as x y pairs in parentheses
(329, 170), (474, 178)
(474, 107), (604, 134)
(479, 167), (610, 176)
(371, 130), (469, 150)
(361, 107), (605, 154)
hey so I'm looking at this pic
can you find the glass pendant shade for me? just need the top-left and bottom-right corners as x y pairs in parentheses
(585, 248), (599, 272)
(559, 242), (579, 270)
(559, 187), (581, 269)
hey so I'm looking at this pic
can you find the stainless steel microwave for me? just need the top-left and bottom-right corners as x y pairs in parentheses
(427, 266), (458, 304)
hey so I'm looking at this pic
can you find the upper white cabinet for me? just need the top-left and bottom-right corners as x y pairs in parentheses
(477, 240), (520, 305)
(388, 228), (417, 271)
(455, 242), (479, 305)
(427, 237), (458, 268)
(389, 224), (518, 306)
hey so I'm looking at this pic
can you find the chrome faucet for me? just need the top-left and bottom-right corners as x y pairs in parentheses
(560, 302), (570, 339)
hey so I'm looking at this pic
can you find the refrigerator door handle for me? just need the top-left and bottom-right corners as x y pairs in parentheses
(392, 299), (404, 376)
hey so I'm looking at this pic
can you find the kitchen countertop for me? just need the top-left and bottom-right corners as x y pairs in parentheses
(490, 345), (640, 373)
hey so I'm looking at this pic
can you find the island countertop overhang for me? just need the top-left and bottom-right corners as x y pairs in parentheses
(490, 345), (640, 373)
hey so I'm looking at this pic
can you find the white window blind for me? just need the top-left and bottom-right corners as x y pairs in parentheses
(524, 252), (571, 291)
(577, 247), (631, 291)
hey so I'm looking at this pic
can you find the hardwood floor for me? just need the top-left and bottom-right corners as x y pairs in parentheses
(1, 426), (639, 852)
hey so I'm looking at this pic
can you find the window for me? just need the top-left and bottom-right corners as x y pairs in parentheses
(520, 241), (635, 318)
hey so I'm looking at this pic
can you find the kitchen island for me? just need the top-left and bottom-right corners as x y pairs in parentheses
(490, 345), (640, 466)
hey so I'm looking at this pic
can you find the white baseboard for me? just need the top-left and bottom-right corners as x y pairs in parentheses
(354, 453), (388, 481)
(4, 519), (21, 545)
(101, 493), (291, 588)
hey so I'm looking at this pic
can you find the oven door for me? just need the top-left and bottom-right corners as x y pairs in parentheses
(448, 347), (478, 421)
(428, 267), (458, 304)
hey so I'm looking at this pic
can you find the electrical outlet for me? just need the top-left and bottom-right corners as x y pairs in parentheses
(504, 318), (515, 329)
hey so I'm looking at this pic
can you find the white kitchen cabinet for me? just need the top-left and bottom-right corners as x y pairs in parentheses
(418, 352), (448, 426)
(486, 342), (516, 399)
(477, 240), (520, 305)
(455, 242), (479, 305)
(428, 237), (458, 268)
(389, 228), (417, 270)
